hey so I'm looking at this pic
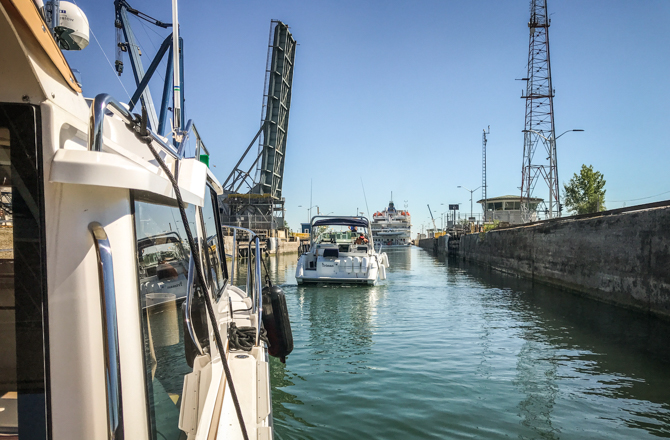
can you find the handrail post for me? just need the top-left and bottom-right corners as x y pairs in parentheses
(184, 250), (203, 356)
(254, 237), (262, 345)
(88, 93), (179, 158)
(246, 240), (252, 296)
(231, 228), (236, 282)
(88, 222), (124, 440)
(89, 94), (135, 152)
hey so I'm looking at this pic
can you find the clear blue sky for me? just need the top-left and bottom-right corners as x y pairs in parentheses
(66, 0), (670, 232)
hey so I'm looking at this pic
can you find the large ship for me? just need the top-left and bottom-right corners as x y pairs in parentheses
(371, 201), (412, 246)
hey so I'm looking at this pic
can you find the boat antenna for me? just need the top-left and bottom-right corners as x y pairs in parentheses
(360, 177), (370, 219)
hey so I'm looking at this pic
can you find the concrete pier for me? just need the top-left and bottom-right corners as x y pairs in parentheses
(223, 235), (300, 257)
(456, 202), (670, 319)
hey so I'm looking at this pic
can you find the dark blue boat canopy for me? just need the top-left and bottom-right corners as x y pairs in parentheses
(312, 217), (369, 227)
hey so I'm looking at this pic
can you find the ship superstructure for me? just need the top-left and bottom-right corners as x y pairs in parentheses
(371, 201), (412, 246)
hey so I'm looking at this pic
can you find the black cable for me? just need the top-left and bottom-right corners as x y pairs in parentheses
(133, 108), (250, 440)
(229, 322), (268, 352)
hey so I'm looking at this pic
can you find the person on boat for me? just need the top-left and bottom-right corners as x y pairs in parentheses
(355, 233), (369, 245)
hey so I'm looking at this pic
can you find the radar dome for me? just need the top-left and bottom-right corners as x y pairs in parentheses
(55, 1), (89, 50)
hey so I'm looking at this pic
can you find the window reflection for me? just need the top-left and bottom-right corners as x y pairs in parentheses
(0, 105), (48, 440)
(201, 189), (227, 298)
(134, 194), (196, 440)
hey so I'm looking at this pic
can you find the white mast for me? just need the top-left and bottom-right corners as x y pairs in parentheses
(171, 0), (181, 132)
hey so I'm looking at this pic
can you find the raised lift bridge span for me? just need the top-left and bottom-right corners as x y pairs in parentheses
(220, 20), (296, 241)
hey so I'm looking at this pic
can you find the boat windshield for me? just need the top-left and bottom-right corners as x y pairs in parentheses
(313, 225), (370, 245)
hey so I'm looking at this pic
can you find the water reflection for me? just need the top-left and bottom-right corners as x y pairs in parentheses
(266, 249), (670, 439)
(514, 337), (560, 439)
(454, 259), (670, 437)
(383, 247), (412, 271)
(297, 283), (386, 371)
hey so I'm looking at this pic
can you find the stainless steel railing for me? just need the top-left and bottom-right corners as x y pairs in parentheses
(88, 93), (178, 158)
(184, 250), (204, 356)
(222, 225), (263, 346)
(88, 222), (124, 440)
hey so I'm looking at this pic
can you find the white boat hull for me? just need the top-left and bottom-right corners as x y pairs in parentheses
(295, 253), (388, 285)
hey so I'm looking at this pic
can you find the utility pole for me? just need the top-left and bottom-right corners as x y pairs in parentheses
(482, 125), (490, 222)
(520, 0), (558, 221)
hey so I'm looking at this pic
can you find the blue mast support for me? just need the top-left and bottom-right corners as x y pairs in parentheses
(117, 4), (160, 129)
(158, 45), (173, 136)
(128, 34), (173, 112)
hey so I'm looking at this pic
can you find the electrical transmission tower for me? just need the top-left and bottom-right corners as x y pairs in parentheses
(520, 0), (558, 221)
(482, 126), (490, 222)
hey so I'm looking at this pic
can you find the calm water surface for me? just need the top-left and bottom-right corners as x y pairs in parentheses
(260, 247), (670, 439)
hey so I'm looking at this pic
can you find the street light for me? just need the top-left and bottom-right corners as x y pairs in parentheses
(521, 128), (584, 218)
(457, 186), (481, 221)
(298, 205), (319, 222)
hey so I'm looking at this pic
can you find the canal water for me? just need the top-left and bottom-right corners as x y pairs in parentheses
(259, 247), (670, 439)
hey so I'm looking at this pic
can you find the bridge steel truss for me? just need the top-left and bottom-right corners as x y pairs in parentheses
(220, 20), (296, 236)
(254, 20), (296, 200)
(520, 0), (558, 221)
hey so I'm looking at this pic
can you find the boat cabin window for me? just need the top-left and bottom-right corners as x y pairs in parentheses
(0, 105), (49, 440)
(133, 192), (199, 440)
(314, 225), (369, 246)
(201, 187), (228, 299)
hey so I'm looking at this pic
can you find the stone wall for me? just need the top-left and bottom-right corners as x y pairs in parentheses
(416, 237), (436, 252)
(459, 204), (670, 318)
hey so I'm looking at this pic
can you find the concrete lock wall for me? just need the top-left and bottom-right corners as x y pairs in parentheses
(459, 205), (670, 318)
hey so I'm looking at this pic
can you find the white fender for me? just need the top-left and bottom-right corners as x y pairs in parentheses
(353, 257), (361, 273)
(379, 264), (386, 280)
(296, 257), (304, 278)
(345, 256), (353, 273)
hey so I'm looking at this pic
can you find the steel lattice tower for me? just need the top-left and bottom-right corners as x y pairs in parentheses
(520, 0), (558, 221)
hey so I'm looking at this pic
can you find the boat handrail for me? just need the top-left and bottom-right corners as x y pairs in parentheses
(175, 119), (193, 158)
(88, 93), (178, 158)
(88, 222), (124, 440)
(220, 225), (264, 346)
(254, 237), (262, 345)
(192, 123), (209, 158)
(184, 250), (204, 356)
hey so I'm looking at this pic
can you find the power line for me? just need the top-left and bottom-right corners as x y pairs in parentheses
(610, 190), (670, 203)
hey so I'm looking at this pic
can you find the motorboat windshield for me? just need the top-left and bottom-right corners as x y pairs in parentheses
(310, 216), (372, 246)
(312, 225), (371, 246)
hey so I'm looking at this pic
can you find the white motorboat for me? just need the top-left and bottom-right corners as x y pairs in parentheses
(296, 216), (389, 285)
(371, 200), (412, 246)
(0, 1), (293, 439)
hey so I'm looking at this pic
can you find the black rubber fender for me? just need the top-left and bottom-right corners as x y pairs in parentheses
(262, 285), (293, 363)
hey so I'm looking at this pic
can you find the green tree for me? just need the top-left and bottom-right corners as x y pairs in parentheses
(563, 164), (606, 215)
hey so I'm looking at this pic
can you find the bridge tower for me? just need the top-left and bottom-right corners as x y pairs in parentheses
(253, 20), (296, 200)
(520, 0), (558, 221)
(220, 21), (296, 236)
(482, 126), (490, 222)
